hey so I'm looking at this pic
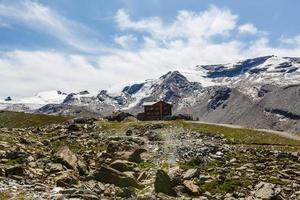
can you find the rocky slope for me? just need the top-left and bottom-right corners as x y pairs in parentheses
(1, 55), (300, 133)
(0, 118), (300, 199)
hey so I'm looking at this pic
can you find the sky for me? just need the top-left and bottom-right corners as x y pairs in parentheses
(0, 0), (300, 97)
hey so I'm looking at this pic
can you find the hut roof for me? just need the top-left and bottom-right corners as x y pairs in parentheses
(142, 100), (172, 106)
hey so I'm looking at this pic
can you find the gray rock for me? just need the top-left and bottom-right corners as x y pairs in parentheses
(254, 182), (281, 200)
(109, 160), (136, 172)
(48, 163), (64, 173)
(182, 168), (199, 180)
(77, 159), (88, 176)
(54, 146), (78, 170)
(154, 169), (176, 196)
(93, 164), (141, 188)
(67, 124), (81, 132)
(128, 148), (147, 163)
(5, 165), (25, 176)
(55, 171), (78, 187)
(60, 188), (99, 200)
(183, 180), (200, 195)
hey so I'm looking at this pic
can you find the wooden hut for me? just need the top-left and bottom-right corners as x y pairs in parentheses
(138, 100), (172, 120)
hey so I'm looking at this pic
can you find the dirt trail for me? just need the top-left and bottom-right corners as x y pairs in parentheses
(188, 121), (300, 141)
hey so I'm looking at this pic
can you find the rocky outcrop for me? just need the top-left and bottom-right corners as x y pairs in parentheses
(105, 111), (134, 122)
(93, 164), (141, 188)
(154, 170), (175, 196)
(0, 119), (299, 199)
(54, 146), (79, 170)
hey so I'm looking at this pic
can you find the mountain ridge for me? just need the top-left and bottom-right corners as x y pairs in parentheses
(1, 55), (300, 133)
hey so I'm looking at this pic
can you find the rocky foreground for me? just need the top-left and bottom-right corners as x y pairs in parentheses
(0, 119), (300, 199)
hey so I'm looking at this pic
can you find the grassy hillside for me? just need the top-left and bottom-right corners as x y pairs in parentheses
(180, 121), (300, 147)
(97, 120), (300, 150)
(0, 111), (70, 128)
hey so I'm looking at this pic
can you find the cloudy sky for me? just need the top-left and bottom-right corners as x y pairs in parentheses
(0, 0), (300, 97)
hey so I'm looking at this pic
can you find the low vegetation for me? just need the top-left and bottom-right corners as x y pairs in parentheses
(180, 121), (300, 146)
(0, 112), (299, 199)
(97, 120), (300, 149)
(0, 111), (70, 128)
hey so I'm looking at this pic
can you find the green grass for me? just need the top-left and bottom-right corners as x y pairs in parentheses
(0, 192), (10, 200)
(0, 111), (70, 128)
(97, 120), (168, 133)
(179, 121), (300, 147)
(50, 139), (106, 154)
(5, 157), (26, 166)
(199, 179), (243, 194)
(96, 120), (300, 151)
(137, 161), (156, 170)
(0, 192), (28, 200)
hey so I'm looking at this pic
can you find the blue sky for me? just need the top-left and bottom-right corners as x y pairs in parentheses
(0, 0), (300, 97)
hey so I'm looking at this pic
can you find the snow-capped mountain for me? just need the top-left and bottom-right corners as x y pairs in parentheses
(0, 91), (68, 111)
(181, 55), (300, 99)
(1, 55), (300, 133)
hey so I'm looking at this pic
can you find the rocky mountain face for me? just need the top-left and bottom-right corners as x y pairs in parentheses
(1, 55), (300, 133)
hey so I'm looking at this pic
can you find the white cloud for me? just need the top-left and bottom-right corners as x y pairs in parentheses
(238, 23), (258, 34)
(1, 4), (300, 98)
(114, 35), (137, 48)
(238, 23), (267, 36)
(280, 35), (300, 46)
(115, 6), (237, 43)
(0, 51), (102, 97)
(246, 37), (300, 57)
(0, 0), (102, 52)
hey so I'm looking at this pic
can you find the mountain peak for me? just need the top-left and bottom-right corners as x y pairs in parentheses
(160, 71), (187, 83)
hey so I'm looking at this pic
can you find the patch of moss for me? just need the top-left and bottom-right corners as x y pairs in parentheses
(137, 161), (156, 170)
(97, 121), (167, 134)
(199, 179), (242, 194)
(178, 162), (199, 170)
(92, 144), (106, 153)
(0, 192), (28, 200)
(5, 157), (26, 166)
(0, 192), (10, 200)
(268, 177), (287, 185)
(13, 193), (28, 200)
(51, 139), (83, 154)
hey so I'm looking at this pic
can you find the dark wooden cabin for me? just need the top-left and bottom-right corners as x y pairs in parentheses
(138, 100), (172, 120)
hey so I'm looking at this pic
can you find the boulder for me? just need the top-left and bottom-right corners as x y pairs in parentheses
(48, 163), (64, 174)
(254, 182), (281, 199)
(110, 160), (136, 172)
(93, 164), (141, 188)
(5, 165), (25, 176)
(5, 149), (27, 160)
(19, 137), (33, 145)
(72, 117), (96, 125)
(67, 124), (81, 132)
(106, 141), (120, 154)
(128, 148), (147, 163)
(54, 146), (78, 170)
(0, 167), (5, 177)
(144, 131), (162, 141)
(183, 180), (200, 195)
(106, 112), (134, 122)
(154, 169), (176, 196)
(55, 172), (78, 187)
(77, 159), (88, 176)
(182, 168), (199, 180)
